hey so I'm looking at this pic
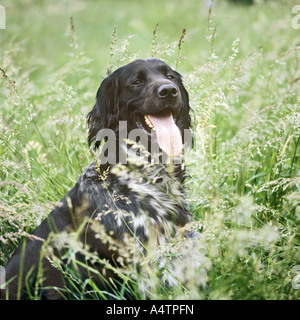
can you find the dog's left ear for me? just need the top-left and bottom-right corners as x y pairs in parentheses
(175, 75), (193, 147)
(87, 71), (120, 149)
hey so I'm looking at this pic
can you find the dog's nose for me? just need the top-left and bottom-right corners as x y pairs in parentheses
(158, 84), (178, 99)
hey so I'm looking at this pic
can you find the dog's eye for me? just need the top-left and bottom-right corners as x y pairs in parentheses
(132, 80), (143, 86)
(167, 75), (174, 80)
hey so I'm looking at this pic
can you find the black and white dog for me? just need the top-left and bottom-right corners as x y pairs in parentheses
(2, 58), (193, 300)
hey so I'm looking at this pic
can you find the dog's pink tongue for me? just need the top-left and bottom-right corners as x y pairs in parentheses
(148, 112), (183, 157)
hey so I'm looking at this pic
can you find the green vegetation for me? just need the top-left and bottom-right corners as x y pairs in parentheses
(0, 0), (299, 299)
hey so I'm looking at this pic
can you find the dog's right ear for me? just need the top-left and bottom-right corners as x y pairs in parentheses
(87, 71), (120, 149)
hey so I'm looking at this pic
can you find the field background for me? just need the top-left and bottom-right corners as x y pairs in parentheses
(0, 0), (299, 299)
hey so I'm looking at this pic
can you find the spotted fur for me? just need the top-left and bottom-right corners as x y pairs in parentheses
(2, 59), (192, 300)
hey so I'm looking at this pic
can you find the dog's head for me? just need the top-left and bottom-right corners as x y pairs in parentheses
(87, 58), (191, 159)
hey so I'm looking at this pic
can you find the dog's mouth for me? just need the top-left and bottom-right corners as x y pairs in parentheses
(137, 109), (183, 157)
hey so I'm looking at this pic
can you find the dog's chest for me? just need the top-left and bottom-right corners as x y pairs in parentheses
(79, 162), (185, 246)
(113, 167), (183, 244)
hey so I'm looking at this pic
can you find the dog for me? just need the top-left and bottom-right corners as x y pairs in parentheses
(1, 58), (192, 300)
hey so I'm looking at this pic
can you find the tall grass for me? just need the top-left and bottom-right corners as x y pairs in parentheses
(0, 0), (299, 299)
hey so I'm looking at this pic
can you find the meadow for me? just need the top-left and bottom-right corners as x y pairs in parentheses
(0, 0), (299, 299)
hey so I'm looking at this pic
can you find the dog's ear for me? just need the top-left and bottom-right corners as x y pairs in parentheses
(87, 71), (119, 149)
(178, 82), (191, 131)
(175, 75), (193, 148)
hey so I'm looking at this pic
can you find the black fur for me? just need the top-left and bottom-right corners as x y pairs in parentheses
(1, 59), (192, 300)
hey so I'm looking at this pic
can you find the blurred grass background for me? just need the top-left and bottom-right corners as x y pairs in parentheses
(1, 0), (298, 76)
(0, 0), (300, 299)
